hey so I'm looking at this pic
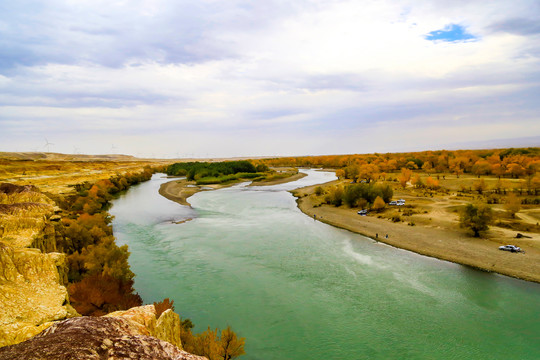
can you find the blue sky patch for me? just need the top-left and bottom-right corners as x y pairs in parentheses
(425, 24), (476, 42)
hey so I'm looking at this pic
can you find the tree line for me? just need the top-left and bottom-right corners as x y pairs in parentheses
(167, 161), (261, 179)
(48, 167), (247, 358)
(257, 148), (540, 182)
(48, 167), (155, 316)
(322, 182), (393, 210)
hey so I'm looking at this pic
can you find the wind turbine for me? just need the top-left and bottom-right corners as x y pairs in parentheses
(111, 144), (118, 154)
(44, 138), (54, 153)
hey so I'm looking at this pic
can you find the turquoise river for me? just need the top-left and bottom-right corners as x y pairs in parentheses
(111, 171), (540, 359)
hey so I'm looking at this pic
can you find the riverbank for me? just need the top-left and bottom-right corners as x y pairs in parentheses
(293, 183), (540, 283)
(159, 171), (307, 207)
(250, 172), (307, 186)
(159, 179), (220, 207)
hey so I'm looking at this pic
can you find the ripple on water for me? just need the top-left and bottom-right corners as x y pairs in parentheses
(111, 172), (540, 360)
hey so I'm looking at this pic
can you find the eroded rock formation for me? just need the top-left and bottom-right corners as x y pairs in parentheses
(0, 183), (76, 347)
(0, 243), (77, 347)
(105, 305), (182, 349)
(0, 307), (205, 360)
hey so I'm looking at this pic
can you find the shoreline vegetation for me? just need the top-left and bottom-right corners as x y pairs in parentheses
(0, 155), (247, 357)
(292, 182), (540, 283)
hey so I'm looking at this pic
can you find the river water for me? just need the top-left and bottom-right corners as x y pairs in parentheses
(111, 171), (540, 359)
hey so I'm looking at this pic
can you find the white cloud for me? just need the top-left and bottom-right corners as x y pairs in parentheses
(0, 0), (539, 156)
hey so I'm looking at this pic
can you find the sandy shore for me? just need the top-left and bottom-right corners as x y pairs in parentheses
(293, 183), (540, 283)
(159, 172), (307, 207)
(159, 179), (221, 207)
(250, 172), (307, 186)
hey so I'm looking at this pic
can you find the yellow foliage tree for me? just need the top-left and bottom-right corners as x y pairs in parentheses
(412, 174), (424, 188)
(221, 326), (246, 360)
(398, 168), (412, 188)
(372, 196), (385, 212)
(473, 179), (487, 194)
(504, 193), (521, 218)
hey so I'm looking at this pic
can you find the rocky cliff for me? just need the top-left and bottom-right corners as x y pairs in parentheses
(1, 182), (208, 359)
(0, 305), (206, 360)
(0, 244), (78, 347)
(0, 183), (77, 347)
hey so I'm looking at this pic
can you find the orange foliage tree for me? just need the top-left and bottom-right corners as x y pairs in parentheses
(68, 274), (142, 316)
(398, 168), (412, 188)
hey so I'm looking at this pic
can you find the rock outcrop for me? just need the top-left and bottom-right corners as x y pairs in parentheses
(0, 307), (206, 360)
(0, 243), (77, 347)
(105, 305), (182, 349)
(0, 183), (76, 347)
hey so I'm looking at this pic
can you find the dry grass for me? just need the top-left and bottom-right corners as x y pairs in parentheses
(0, 153), (171, 248)
(0, 156), (172, 195)
(0, 192), (55, 205)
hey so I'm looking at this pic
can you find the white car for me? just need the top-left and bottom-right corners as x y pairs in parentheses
(357, 209), (368, 216)
(498, 245), (522, 253)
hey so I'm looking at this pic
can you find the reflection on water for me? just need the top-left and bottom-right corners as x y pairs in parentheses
(111, 171), (540, 360)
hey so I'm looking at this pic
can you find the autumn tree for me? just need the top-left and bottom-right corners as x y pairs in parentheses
(191, 327), (221, 360)
(182, 326), (246, 360)
(405, 161), (418, 170)
(398, 168), (412, 188)
(372, 196), (385, 212)
(412, 174), (424, 188)
(473, 179), (487, 194)
(343, 165), (359, 180)
(220, 326), (246, 360)
(506, 163), (526, 178)
(154, 298), (175, 318)
(530, 174), (540, 195)
(449, 157), (466, 178)
(421, 161), (433, 174)
(460, 203), (493, 237)
(491, 163), (506, 179)
(472, 160), (491, 177)
(68, 273), (142, 316)
(504, 193), (521, 218)
(357, 163), (379, 183)
(425, 176), (439, 190)
(325, 186), (343, 207)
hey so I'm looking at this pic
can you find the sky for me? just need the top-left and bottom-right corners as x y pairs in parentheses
(1, 0), (539, 158)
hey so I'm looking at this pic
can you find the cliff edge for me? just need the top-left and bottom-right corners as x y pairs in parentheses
(0, 305), (206, 360)
(0, 184), (78, 347)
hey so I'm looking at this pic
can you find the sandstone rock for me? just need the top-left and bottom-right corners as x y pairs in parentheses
(155, 309), (182, 350)
(0, 316), (206, 360)
(0, 243), (76, 347)
(106, 305), (182, 349)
